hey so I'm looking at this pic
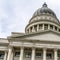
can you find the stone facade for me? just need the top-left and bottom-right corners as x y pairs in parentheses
(0, 3), (60, 60)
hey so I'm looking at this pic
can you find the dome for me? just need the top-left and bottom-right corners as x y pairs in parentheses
(25, 3), (60, 34)
(32, 3), (56, 18)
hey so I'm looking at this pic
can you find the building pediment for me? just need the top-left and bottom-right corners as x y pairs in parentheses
(23, 31), (60, 42)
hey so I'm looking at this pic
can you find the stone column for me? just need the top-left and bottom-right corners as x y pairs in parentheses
(42, 24), (44, 30)
(54, 49), (57, 60)
(53, 26), (55, 30)
(29, 28), (30, 33)
(57, 28), (59, 31)
(31, 48), (35, 60)
(48, 24), (50, 30)
(19, 47), (24, 60)
(37, 24), (39, 31)
(7, 47), (12, 60)
(4, 51), (7, 60)
(11, 50), (14, 60)
(43, 48), (46, 60)
(32, 26), (35, 32)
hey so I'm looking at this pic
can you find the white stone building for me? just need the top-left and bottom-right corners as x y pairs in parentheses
(0, 3), (60, 60)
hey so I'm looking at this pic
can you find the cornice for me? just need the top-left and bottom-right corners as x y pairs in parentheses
(7, 34), (60, 46)
(25, 19), (60, 31)
(9, 37), (60, 43)
(8, 30), (60, 39)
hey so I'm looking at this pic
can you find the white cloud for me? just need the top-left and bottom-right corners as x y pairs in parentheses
(0, 0), (60, 38)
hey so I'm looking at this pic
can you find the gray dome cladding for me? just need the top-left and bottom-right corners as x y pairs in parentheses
(33, 3), (56, 18)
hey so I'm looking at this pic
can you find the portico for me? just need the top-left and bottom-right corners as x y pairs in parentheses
(3, 46), (60, 60)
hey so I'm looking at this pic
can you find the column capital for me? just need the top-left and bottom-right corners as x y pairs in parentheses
(4, 50), (8, 52)
(8, 46), (13, 49)
(20, 46), (24, 49)
(54, 48), (58, 51)
(32, 47), (36, 50)
(43, 48), (47, 50)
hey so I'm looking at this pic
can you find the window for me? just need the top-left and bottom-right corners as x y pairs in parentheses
(58, 54), (60, 57)
(59, 29), (60, 32)
(30, 27), (33, 32)
(34, 25), (37, 31)
(50, 25), (53, 30)
(15, 51), (20, 57)
(39, 24), (43, 30)
(46, 53), (52, 59)
(0, 54), (4, 59)
(25, 52), (31, 58)
(58, 54), (60, 58)
(35, 53), (42, 58)
(27, 29), (29, 33)
(55, 26), (57, 31)
(44, 24), (48, 30)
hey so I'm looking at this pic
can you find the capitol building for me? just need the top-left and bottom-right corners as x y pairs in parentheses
(0, 3), (60, 60)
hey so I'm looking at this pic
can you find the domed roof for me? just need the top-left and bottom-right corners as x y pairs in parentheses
(32, 3), (56, 18)
(25, 3), (60, 34)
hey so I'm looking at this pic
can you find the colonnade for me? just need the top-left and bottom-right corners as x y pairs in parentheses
(27, 24), (59, 33)
(6, 47), (58, 60)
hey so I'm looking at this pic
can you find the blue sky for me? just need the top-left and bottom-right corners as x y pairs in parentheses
(0, 0), (60, 38)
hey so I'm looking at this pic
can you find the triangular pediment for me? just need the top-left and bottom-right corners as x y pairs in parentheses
(24, 31), (60, 42)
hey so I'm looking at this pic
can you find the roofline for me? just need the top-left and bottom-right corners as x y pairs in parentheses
(7, 30), (60, 39)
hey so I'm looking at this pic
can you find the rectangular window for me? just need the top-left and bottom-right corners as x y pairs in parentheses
(34, 25), (37, 31)
(35, 53), (42, 58)
(30, 27), (33, 32)
(55, 26), (57, 31)
(27, 29), (29, 33)
(44, 24), (48, 30)
(58, 54), (60, 58)
(39, 24), (43, 30)
(25, 52), (31, 58)
(50, 25), (53, 30)
(59, 29), (60, 32)
(0, 54), (4, 59)
(15, 51), (20, 57)
(46, 53), (52, 59)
